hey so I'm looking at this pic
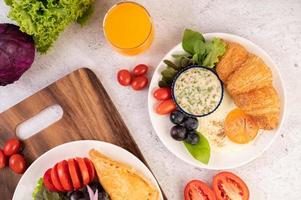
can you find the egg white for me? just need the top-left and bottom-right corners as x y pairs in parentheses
(197, 88), (253, 153)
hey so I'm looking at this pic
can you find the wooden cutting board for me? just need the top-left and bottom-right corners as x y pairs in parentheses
(0, 68), (166, 199)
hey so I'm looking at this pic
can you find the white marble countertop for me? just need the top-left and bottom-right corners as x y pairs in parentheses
(1, 0), (301, 199)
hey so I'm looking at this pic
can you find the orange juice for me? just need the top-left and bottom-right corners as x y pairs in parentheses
(103, 2), (154, 56)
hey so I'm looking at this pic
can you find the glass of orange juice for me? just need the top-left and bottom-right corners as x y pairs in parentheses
(103, 1), (154, 56)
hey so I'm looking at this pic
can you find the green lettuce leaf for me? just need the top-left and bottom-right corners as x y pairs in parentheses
(202, 38), (226, 67)
(77, 3), (94, 25)
(184, 132), (211, 164)
(32, 178), (43, 199)
(182, 29), (205, 54)
(32, 178), (63, 200)
(6, 0), (94, 53)
(181, 29), (226, 68)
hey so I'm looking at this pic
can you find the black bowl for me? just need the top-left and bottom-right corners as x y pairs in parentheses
(171, 65), (224, 118)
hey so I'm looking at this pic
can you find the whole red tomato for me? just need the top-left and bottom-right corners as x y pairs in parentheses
(0, 149), (7, 169)
(156, 99), (176, 115)
(3, 138), (22, 156)
(133, 64), (148, 76)
(117, 69), (132, 86)
(153, 87), (171, 100)
(131, 76), (148, 90)
(9, 154), (26, 174)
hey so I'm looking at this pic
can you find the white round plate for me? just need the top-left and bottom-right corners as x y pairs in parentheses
(13, 140), (163, 200)
(148, 33), (286, 170)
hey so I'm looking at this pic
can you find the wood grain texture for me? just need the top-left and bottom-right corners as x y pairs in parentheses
(0, 68), (166, 199)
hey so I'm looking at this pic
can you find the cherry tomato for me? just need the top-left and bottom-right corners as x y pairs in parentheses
(117, 69), (132, 86)
(51, 163), (65, 191)
(153, 87), (171, 100)
(9, 154), (26, 174)
(68, 159), (82, 189)
(213, 171), (249, 200)
(184, 180), (216, 200)
(84, 158), (95, 182)
(57, 160), (73, 191)
(76, 157), (90, 185)
(131, 76), (148, 90)
(3, 138), (21, 156)
(0, 149), (7, 169)
(156, 99), (177, 115)
(133, 64), (148, 76)
(43, 168), (58, 192)
(225, 109), (259, 144)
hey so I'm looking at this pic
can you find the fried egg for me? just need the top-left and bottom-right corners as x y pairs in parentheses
(197, 89), (255, 153)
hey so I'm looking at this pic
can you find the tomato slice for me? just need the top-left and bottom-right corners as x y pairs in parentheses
(76, 157), (90, 185)
(184, 180), (216, 200)
(213, 172), (249, 200)
(43, 168), (58, 192)
(84, 157), (95, 182)
(68, 158), (83, 189)
(57, 160), (73, 191)
(51, 163), (65, 191)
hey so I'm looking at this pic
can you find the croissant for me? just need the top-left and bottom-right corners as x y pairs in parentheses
(216, 41), (280, 130)
(233, 87), (280, 129)
(226, 54), (273, 96)
(216, 41), (249, 82)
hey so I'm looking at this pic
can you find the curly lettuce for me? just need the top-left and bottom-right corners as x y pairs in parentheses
(32, 178), (63, 200)
(5, 0), (94, 53)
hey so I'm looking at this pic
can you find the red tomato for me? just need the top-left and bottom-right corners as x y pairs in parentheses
(51, 163), (65, 191)
(153, 87), (171, 100)
(117, 69), (132, 86)
(156, 99), (177, 115)
(3, 138), (21, 156)
(9, 154), (26, 174)
(84, 158), (95, 182)
(184, 180), (216, 200)
(76, 157), (90, 185)
(131, 76), (148, 90)
(57, 160), (73, 191)
(43, 168), (58, 192)
(68, 159), (82, 189)
(0, 149), (7, 169)
(213, 172), (249, 200)
(133, 64), (148, 76)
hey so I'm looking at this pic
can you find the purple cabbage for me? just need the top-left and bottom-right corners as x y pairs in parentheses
(0, 23), (35, 86)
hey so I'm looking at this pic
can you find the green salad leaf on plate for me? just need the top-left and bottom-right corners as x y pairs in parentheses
(182, 29), (205, 54)
(33, 178), (63, 200)
(184, 132), (211, 164)
(202, 38), (226, 67)
(158, 29), (226, 87)
(182, 29), (226, 68)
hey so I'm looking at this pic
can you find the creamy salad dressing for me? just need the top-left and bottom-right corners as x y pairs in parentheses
(174, 68), (222, 116)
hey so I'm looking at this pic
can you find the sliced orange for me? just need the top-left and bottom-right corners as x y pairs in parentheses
(225, 108), (259, 144)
